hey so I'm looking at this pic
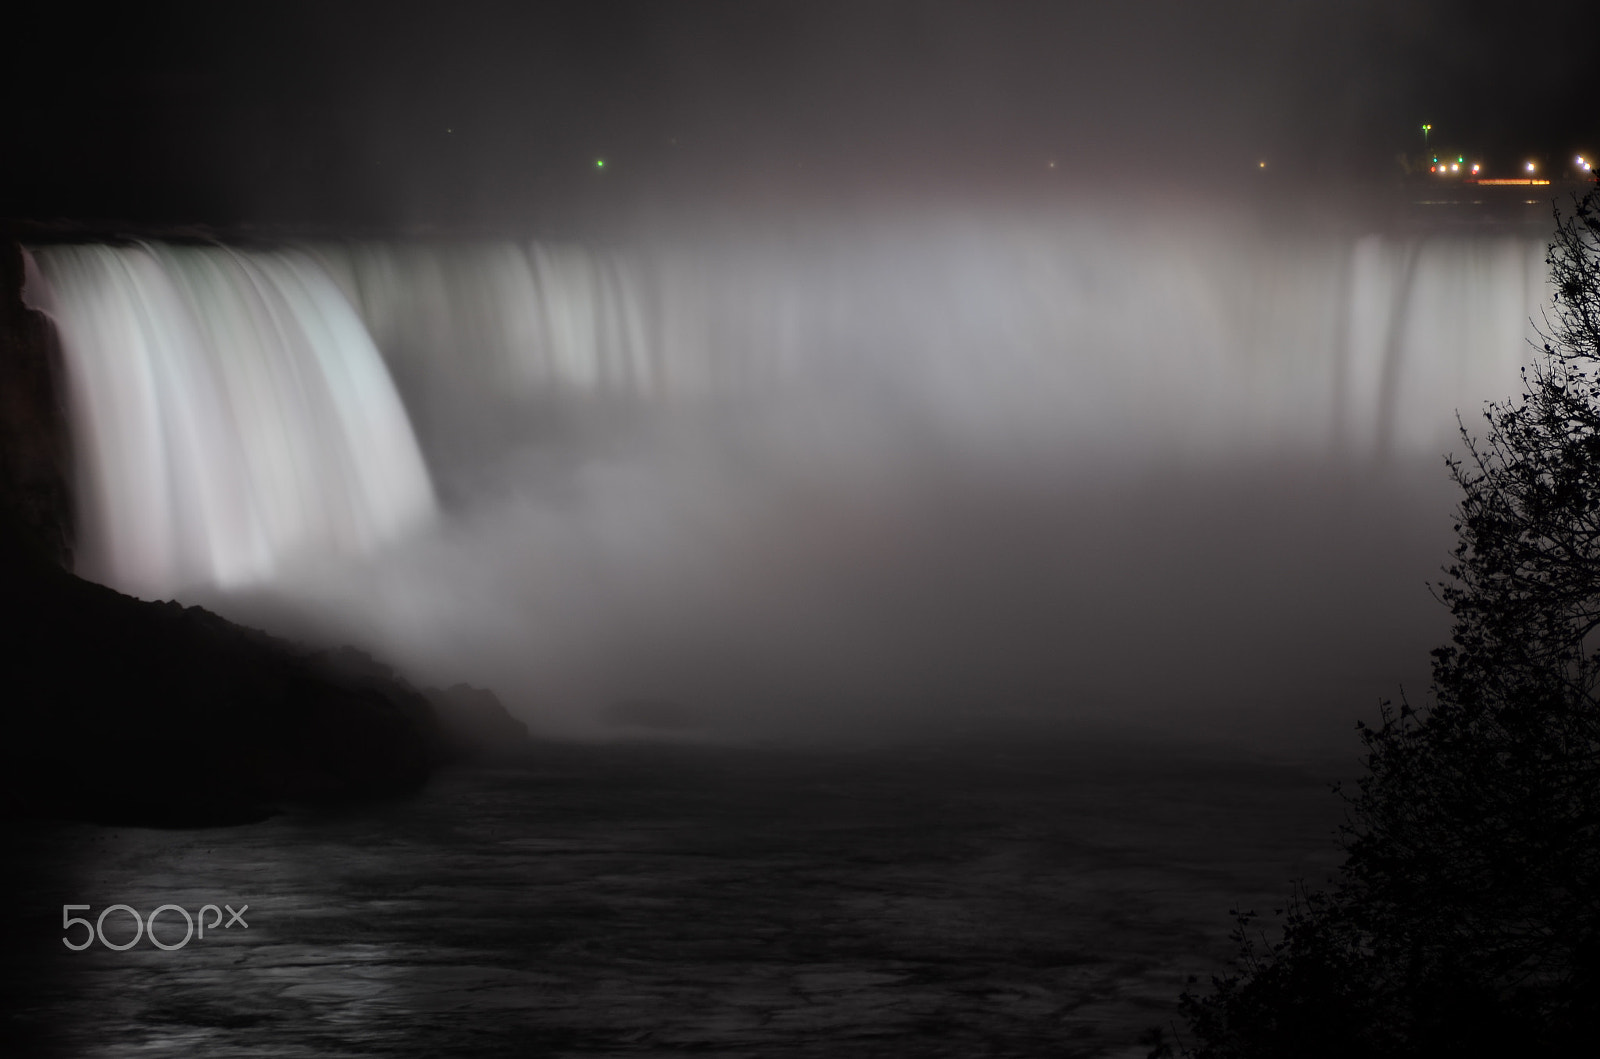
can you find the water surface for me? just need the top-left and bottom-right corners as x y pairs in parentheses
(3, 737), (1350, 1057)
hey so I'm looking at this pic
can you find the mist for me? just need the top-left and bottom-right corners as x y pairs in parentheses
(213, 426), (1464, 751)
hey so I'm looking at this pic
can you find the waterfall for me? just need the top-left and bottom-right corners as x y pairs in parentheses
(29, 243), (435, 599)
(19, 217), (1562, 736)
(26, 219), (1553, 607)
(314, 222), (1552, 464)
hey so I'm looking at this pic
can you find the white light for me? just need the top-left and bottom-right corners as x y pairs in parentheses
(1527, 162), (1537, 172)
(1450, 163), (1459, 172)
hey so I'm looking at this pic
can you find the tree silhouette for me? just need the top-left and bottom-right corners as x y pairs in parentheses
(1155, 189), (1600, 1058)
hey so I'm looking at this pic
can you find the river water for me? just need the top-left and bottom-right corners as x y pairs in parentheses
(2, 736), (1348, 1058)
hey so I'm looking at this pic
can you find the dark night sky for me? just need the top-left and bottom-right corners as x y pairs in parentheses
(5, 1), (1596, 228)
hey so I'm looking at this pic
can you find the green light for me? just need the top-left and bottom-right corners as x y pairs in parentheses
(1458, 156), (1464, 164)
(595, 158), (605, 169)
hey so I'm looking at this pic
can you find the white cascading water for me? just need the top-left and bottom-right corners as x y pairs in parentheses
(311, 220), (1550, 465)
(28, 224), (1554, 575)
(20, 216), (1563, 740)
(28, 243), (436, 599)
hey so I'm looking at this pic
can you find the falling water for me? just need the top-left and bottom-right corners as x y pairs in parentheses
(28, 243), (435, 599)
(309, 218), (1550, 466)
(23, 214), (1559, 739)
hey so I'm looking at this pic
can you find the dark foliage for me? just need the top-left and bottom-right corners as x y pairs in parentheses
(1154, 190), (1600, 1058)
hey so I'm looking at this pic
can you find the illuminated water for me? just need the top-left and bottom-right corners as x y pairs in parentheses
(315, 219), (1549, 468)
(24, 216), (1554, 740)
(27, 244), (435, 599)
(31, 220), (1548, 607)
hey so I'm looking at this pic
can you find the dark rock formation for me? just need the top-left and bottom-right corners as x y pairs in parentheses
(426, 683), (536, 764)
(0, 547), (445, 827)
(0, 241), (73, 568)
